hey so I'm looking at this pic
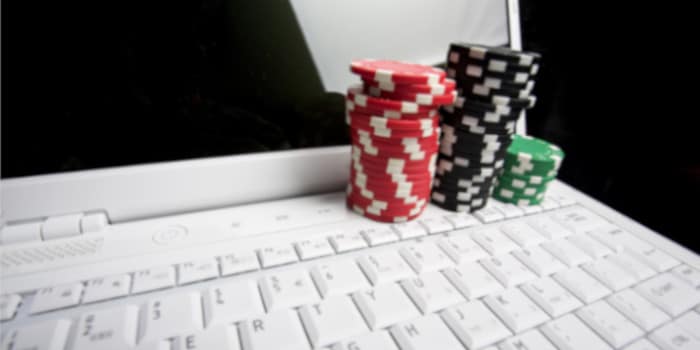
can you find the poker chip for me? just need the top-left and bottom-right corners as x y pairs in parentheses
(346, 100), (439, 120)
(448, 43), (542, 67)
(363, 78), (457, 95)
(366, 88), (457, 107)
(350, 59), (446, 85)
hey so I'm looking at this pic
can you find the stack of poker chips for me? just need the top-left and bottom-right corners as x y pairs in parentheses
(345, 59), (456, 222)
(494, 134), (564, 205)
(431, 43), (542, 212)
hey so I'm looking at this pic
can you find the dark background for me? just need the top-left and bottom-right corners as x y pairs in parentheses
(3, 1), (698, 251)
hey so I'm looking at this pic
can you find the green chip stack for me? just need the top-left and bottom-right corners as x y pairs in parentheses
(493, 134), (564, 205)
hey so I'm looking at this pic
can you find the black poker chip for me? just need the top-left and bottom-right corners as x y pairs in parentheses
(448, 43), (542, 66)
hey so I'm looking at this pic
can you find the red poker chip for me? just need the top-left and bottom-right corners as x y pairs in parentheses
(350, 59), (446, 85)
(350, 167), (433, 186)
(347, 193), (428, 217)
(352, 155), (437, 176)
(352, 147), (437, 171)
(347, 197), (427, 223)
(351, 168), (433, 191)
(365, 88), (457, 107)
(349, 119), (440, 139)
(351, 128), (440, 146)
(351, 160), (434, 181)
(346, 100), (438, 120)
(347, 86), (437, 114)
(347, 183), (431, 207)
(363, 78), (456, 95)
(352, 138), (438, 160)
(347, 111), (438, 130)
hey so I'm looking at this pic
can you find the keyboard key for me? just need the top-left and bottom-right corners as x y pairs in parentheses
(419, 216), (454, 234)
(590, 227), (679, 271)
(361, 226), (399, 246)
(471, 228), (519, 255)
(540, 197), (561, 211)
(649, 323), (700, 350)
(540, 314), (613, 350)
(672, 264), (700, 288)
(541, 239), (591, 267)
(83, 274), (131, 303)
(607, 289), (671, 332)
(329, 231), (368, 252)
(635, 273), (700, 316)
(500, 329), (558, 350)
(582, 258), (636, 291)
(401, 271), (464, 313)
(30, 282), (83, 314)
(481, 254), (537, 287)
(73, 305), (139, 349)
(258, 244), (298, 268)
(178, 258), (219, 285)
(437, 233), (488, 264)
(554, 267), (611, 303)
(352, 283), (420, 330)
(521, 277), (582, 317)
(550, 206), (607, 234)
(140, 292), (203, 343)
(172, 325), (240, 350)
(484, 288), (550, 332)
(332, 331), (398, 350)
(239, 309), (310, 350)
(547, 194), (576, 206)
(132, 266), (176, 294)
(490, 202), (525, 218)
(519, 204), (543, 215)
(526, 216), (571, 239)
(674, 311), (700, 340)
(391, 314), (464, 350)
(577, 300), (644, 348)
(624, 338), (662, 350)
(203, 279), (264, 327)
(0, 319), (71, 350)
(568, 233), (612, 259)
(473, 205), (506, 223)
(441, 301), (511, 349)
(219, 250), (260, 276)
(299, 295), (369, 347)
(0, 294), (21, 321)
(392, 221), (427, 239)
(358, 250), (414, 285)
(444, 212), (480, 229)
(444, 262), (503, 299)
(400, 242), (453, 273)
(608, 252), (656, 280)
(499, 222), (545, 247)
(295, 237), (334, 260)
(310, 259), (370, 297)
(259, 269), (320, 311)
(512, 245), (566, 276)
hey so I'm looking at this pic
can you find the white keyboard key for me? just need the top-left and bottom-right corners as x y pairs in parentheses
(83, 274), (131, 303)
(592, 227), (679, 271)
(540, 314), (613, 350)
(481, 254), (537, 287)
(500, 222), (545, 247)
(73, 305), (139, 349)
(352, 283), (420, 330)
(473, 206), (506, 223)
(332, 331), (398, 350)
(541, 239), (591, 267)
(471, 228), (519, 255)
(489, 202), (525, 219)
(624, 338), (662, 350)
(607, 289), (671, 331)
(135, 341), (171, 350)
(608, 252), (656, 280)
(310, 259), (370, 297)
(674, 311), (700, 340)
(444, 262), (503, 299)
(295, 237), (334, 260)
(392, 221), (427, 239)
(140, 292), (203, 343)
(0, 319), (71, 350)
(299, 295), (369, 347)
(203, 279), (264, 327)
(512, 246), (566, 276)
(526, 216), (571, 239)
(258, 244), (298, 268)
(547, 194), (576, 206)
(400, 242), (453, 273)
(391, 314), (464, 350)
(649, 323), (700, 350)
(173, 325), (240, 350)
(329, 231), (368, 252)
(361, 226), (399, 246)
(239, 309), (310, 350)
(259, 269), (320, 311)
(635, 273), (700, 316)
(0, 294), (21, 321)
(568, 233), (612, 259)
(672, 264), (700, 288)
(588, 225), (627, 252)
(441, 301), (511, 349)
(132, 266), (176, 294)
(178, 258), (219, 285)
(444, 212), (480, 229)
(419, 216), (454, 234)
(30, 283), (83, 314)
(219, 250), (260, 276)
(358, 250), (414, 285)
(484, 288), (550, 332)
(551, 206), (607, 234)
(437, 233), (489, 264)
(401, 271), (464, 313)
(554, 267), (611, 303)
(519, 204), (543, 215)
(540, 198), (561, 211)
(582, 258), (636, 291)
(521, 277), (582, 317)
(499, 329), (558, 350)
(577, 300), (644, 348)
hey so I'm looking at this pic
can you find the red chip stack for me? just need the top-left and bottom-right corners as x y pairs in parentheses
(345, 59), (456, 222)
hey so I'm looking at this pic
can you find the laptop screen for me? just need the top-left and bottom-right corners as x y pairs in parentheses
(2, 0), (510, 179)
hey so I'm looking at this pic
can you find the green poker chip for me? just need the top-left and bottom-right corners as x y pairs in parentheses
(504, 135), (564, 175)
(497, 173), (556, 188)
(492, 188), (545, 205)
(493, 180), (549, 197)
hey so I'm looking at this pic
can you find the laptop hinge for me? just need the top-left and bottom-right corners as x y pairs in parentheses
(0, 210), (110, 245)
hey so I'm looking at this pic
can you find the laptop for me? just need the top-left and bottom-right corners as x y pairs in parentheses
(2, 1), (699, 349)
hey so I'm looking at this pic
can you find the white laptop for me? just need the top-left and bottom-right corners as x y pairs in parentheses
(2, 1), (700, 350)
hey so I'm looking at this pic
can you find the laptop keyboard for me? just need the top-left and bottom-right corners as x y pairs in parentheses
(2, 195), (700, 350)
